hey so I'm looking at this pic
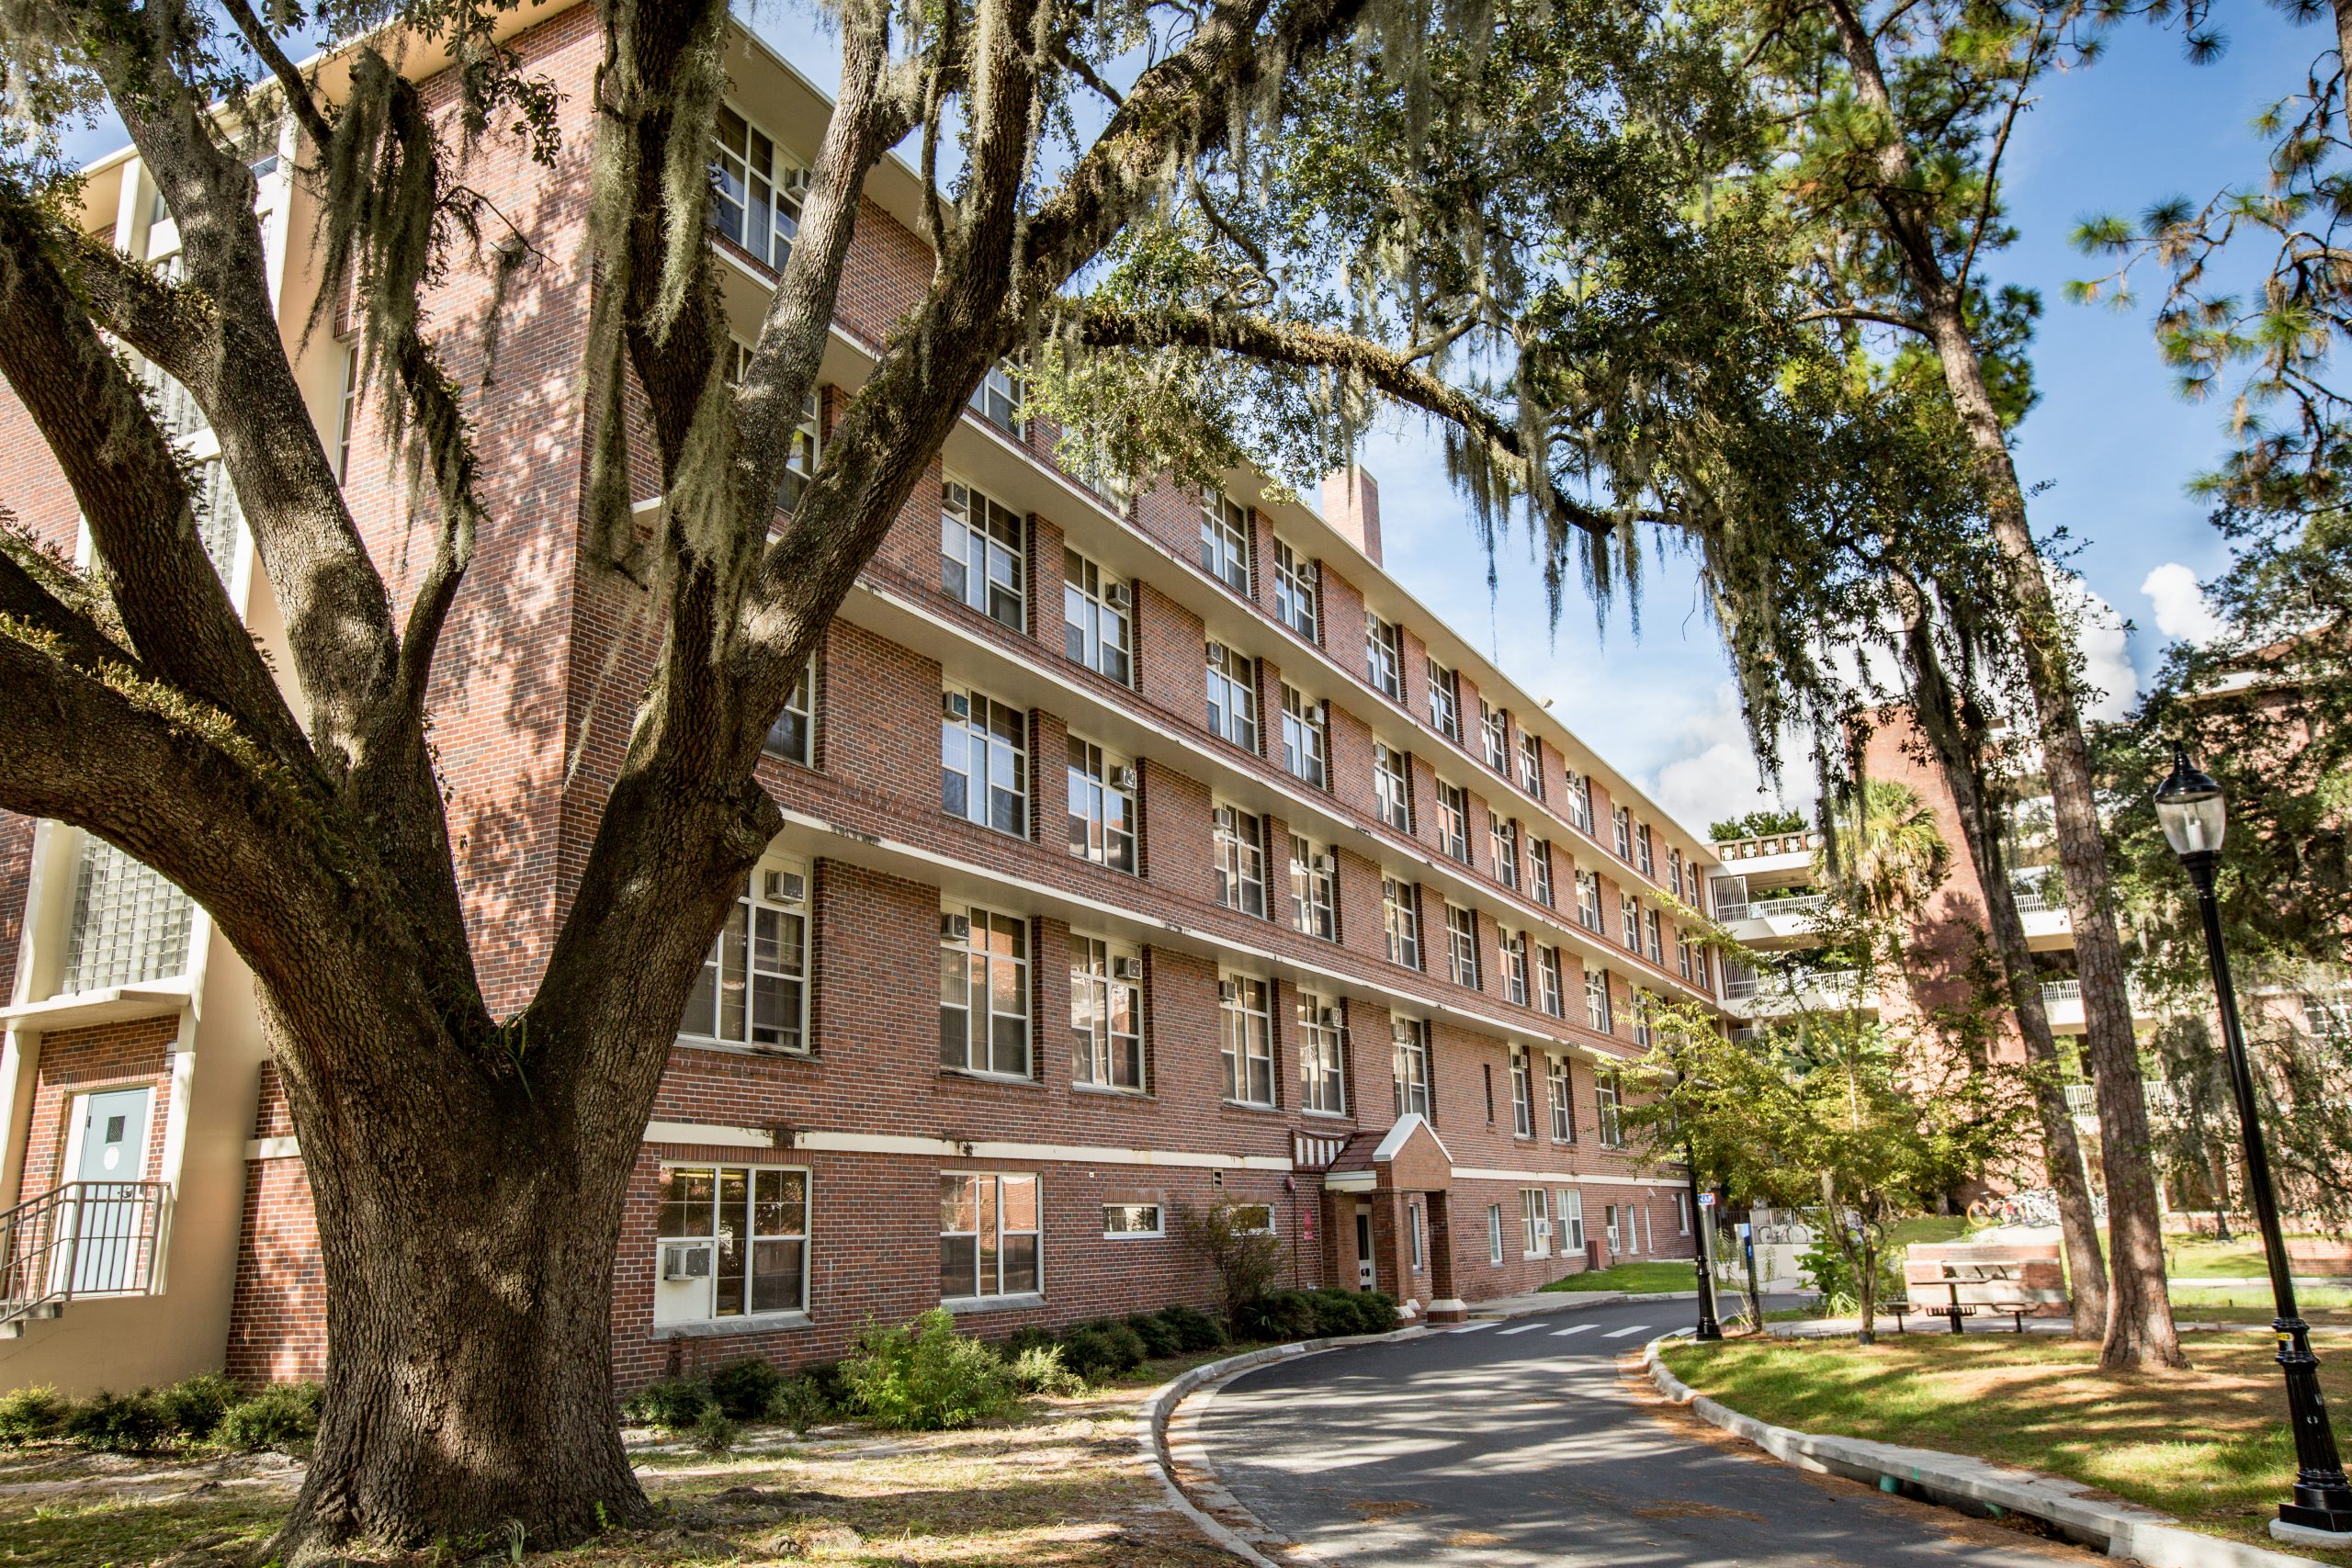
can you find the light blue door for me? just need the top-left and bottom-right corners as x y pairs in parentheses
(70, 1089), (150, 1293)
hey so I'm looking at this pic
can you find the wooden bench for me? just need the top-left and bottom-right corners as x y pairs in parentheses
(1885, 1263), (2034, 1335)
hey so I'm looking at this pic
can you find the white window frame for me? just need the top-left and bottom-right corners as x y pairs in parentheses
(1566, 769), (1594, 833)
(1529, 838), (1555, 908)
(1519, 732), (1544, 798)
(1409, 1200), (1425, 1270)
(1296, 990), (1348, 1115)
(1207, 640), (1259, 751)
(1391, 1016), (1430, 1118)
(1597, 1073), (1624, 1147)
(1548, 1055), (1576, 1143)
(1374, 743), (1413, 832)
(1558, 1187), (1585, 1253)
(1066, 737), (1137, 874)
(334, 338), (361, 484)
(1214, 804), (1268, 918)
(1537, 944), (1565, 1018)
(1102, 1201), (1165, 1239)
(1435, 780), (1471, 863)
(1509, 1045), (1533, 1138)
(680, 860), (811, 1053)
(1444, 902), (1480, 988)
(1366, 614), (1405, 700)
(764, 652), (816, 765)
(1521, 1189), (1549, 1258)
(1500, 928), (1529, 1007)
(1290, 834), (1338, 942)
(940, 1172), (1042, 1302)
(943, 479), (1025, 629)
(1061, 547), (1132, 686)
(1281, 683), (1329, 789)
(1623, 892), (1642, 950)
(1487, 1202), (1505, 1265)
(1426, 656), (1460, 739)
(709, 103), (808, 270)
(1273, 538), (1319, 640)
(1587, 965), (1613, 1033)
(1491, 817), (1520, 891)
(1645, 908), (1664, 964)
(1677, 1192), (1691, 1235)
(942, 685), (1028, 838)
(655, 1163), (811, 1324)
(1480, 700), (1509, 773)
(1636, 822), (1656, 878)
(1228, 1202), (1277, 1235)
(1220, 975), (1276, 1106)
(940, 905), (1032, 1077)
(1576, 869), (1603, 932)
(1613, 805), (1633, 860)
(970, 358), (1023, 434)
(1201, 490), (1252, 593)
(1069, 933), (1144, 1092)
(1384, 876), (1422, 970)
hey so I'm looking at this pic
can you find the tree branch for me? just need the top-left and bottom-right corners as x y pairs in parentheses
(218, 0), (334, 152)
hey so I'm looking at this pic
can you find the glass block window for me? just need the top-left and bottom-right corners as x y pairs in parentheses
(60, 838), (193, 996)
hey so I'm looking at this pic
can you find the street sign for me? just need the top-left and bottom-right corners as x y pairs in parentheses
(1735, 1221), (1751, 1240)
(1698, 1192), (1715, 1207)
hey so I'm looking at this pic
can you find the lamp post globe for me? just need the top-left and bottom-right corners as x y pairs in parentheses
(2157, 746), (2352, 1539)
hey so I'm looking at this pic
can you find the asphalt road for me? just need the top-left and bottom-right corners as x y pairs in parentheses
(1190, 1294), (2098, 1567)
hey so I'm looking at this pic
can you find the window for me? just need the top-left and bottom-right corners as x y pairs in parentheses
(1633, 991), (1654, 1049)
(1281, 684), (1328, 789)
(1434, 780), (1471, 863)
(1690, 946), (1710, 991)
(1374, 743), (1413, 831)
(1677, 1192), (1691, 1235)
(1558, 1187), (1585, 1251)
(1536, 944), (1565, 1019)
(1487, 1203), (1505, 1265)
(1366, 614), (1404, 700)
(1529, 838), (1555, 908)
(1201, 490), (1251, 593)
(1597, 1074), (1624, 1146)
(1491, 817), (1520, 890)
(334, 340), (360, 483)
(710, 105), (807, 269)
(1409, 1201), (1425, 1270)
(1587, 965), (1613, 1033)
(1273, 538), (1319, 640)
(1521, 1189), (1548, 1256)
(765, 654), (815, 765)
(1228, 1203), (1276, 1235)
(1206, 641), (1259, 750)
(1383, 876), (1422, 969)
(723, 341), (820, 512)
(1444, 903), (1480, 988)
(1069, 935), (1143, 1091)
(1566, 769), (1594, 833)
(1612, 805), (1633, 860)
(1296, 991), (1347, 1114)
(1214, 805), (1267, 918)
(1548, 1055), (1575, 1142)
(1484, 1062), (1496, 1123)
(940, 906), (1031, 1077)
(940, 1173), (1040, 1300)
(1519, 732), (1544, 798)
(942, 480), (1024, 629)
(1668, 846), (1684, 899)
(942, 687), (1027, 837)
(61, 839), (192, 995)
(1220, 975), (1275, 1106)
(1576, 868), (1603, 932)
(970, 358), (1023, 433)
(1426, 657), (1460, 739)
(1062, 549), (1132, 685)
(1677, 935), (1695, 982)
(656, 1166), (808, 1322)
(1510, 1045), (1533, 1137)
(1624, 1199), (1642, 1254)
(1391, 1017), (1430, 1117)
(1480, 700), (1509, 773)
(682, 863), (809, 1051)
(1604, 1202), (1621, 1254)
(1622, 892), (1641, 950)
(1636, 822), (1656, 878)
(1290, 835), (1337, 942)
(1065, 739), (1137, 874)
(1645, 908), (1663, 964)
(1103, 1202), (1164, 1238)
(1499, 928), (1529, 1006)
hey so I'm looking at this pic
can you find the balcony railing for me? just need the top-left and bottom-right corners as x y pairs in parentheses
(1, 1181), (169, 1333)
(1714, 829), (1825, 861)
(1724, 966), (1860, 1004)
(2063, 1080), (2180, 1117)
(2041, 979), (2080, 1004)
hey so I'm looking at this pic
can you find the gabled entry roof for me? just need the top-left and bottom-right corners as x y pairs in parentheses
(1322, 1113), (1453, 1192)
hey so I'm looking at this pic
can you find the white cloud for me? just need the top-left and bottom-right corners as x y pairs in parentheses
(2050, 574), (2138, 722)
(2141, 562), (2227, 647)
(1646, 683), (1815, 839)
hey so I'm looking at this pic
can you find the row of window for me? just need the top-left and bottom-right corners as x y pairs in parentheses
(1482, 1187), (1687, 1266)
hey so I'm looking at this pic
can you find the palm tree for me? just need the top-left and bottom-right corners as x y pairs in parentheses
(1826, 779), (1951, 923)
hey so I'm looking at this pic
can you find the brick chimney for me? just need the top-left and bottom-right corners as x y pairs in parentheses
(1321, 466), (1383, 566)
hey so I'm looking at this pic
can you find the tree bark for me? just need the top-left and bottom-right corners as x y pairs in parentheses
(1817, 0), (2183, 1370)
(1896, 591), (2110, 1337)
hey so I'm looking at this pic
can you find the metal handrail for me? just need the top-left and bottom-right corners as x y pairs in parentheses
(0, 1180), (168, 1328)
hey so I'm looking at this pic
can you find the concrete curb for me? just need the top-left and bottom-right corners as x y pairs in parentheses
(1642, 1339), (2337, 1568)
(1138, 1327), (1430, 1566)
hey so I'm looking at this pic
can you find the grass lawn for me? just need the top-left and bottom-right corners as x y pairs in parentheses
(2167, 1235), (2350, 1281)
(0, 1352), (1243, 1567)
(1541, 1260), (1704, 1293)
(1885, 1215), (1977, 1247)
(1659, 1332), (2352, 1566)
(2171, 1282), (2352, 1324)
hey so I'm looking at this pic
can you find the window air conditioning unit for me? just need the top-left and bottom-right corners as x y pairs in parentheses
(1206, 640), (1228, 665)
(942, 911), (971, 942)
(763, 869), (806, 905)
(943, 690), (970, 720)
(1315, 852), (1338, 873)
(1306, 702), (1327, 725)
(1113, 955), (1144, 982)
(1318, 1007), (1343, 1030)
(1105, 581), (1132, 609)
(661, 1243), (712, 1282)
(1112, 764), (1138, 792)
(1219, 980), (1238, 1003)
(1213, 806), (1235, 830)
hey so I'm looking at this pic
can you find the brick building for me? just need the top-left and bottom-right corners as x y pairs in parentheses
(0, 2), (1721, 1395)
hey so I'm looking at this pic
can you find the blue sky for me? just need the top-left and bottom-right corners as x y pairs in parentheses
(58, 2), (2321, 837)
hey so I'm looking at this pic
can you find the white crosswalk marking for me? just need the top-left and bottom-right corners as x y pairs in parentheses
(1550, 1323), (1596, 1337)
(1451, 1320), (1497, 1332)
(1601, 1324), (1651, 1339)
(1497, 1322), (1547, 1336)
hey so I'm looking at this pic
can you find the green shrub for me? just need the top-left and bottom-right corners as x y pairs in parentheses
(216, 1382), (322, 1451)
(1001, 1326), (1058, 1359)
(691, 1405), (740, 1454)
(1156, 1303), (1227, 1352)
(797, 1359), (853, 1410)
(0, 1385), (69, 1445)
(841, 1310), (1014, 1431)
(1797, 1234), (1903, 1314)
(707, 1357), (786, 1421)
(1358, 1291), (1399, 1332)
(1006, 1343), (1085, 1397)
(154, 1372), (240, 1441)
(1233, 1290), (1315, 1342)
(1058, 1320), (1147, 1381)
(1124, 1312), (1181, 1358)
(64, 1390), (171, 1453)
(623, 1377), (715, 1432)
(765, 1374), (833, 1433)
(1300, 1289), (1398, 1337)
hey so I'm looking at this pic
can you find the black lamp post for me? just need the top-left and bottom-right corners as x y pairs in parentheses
(1685, 1142), (1723, 1341)
(2155, 746), (2352, 1536)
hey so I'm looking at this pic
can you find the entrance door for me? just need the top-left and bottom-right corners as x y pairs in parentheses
(68, 1089), (151, 1294)
(1354, 1206), (1375, 1290)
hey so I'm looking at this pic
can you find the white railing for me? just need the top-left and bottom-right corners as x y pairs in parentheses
(59, 839), (194, 997)
(2063, 1080), (2178, 1117)
(1726, 967), (1860, 1005)
(2041, 979), (2080, 1004)
(1714, 829), (1824, 861)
